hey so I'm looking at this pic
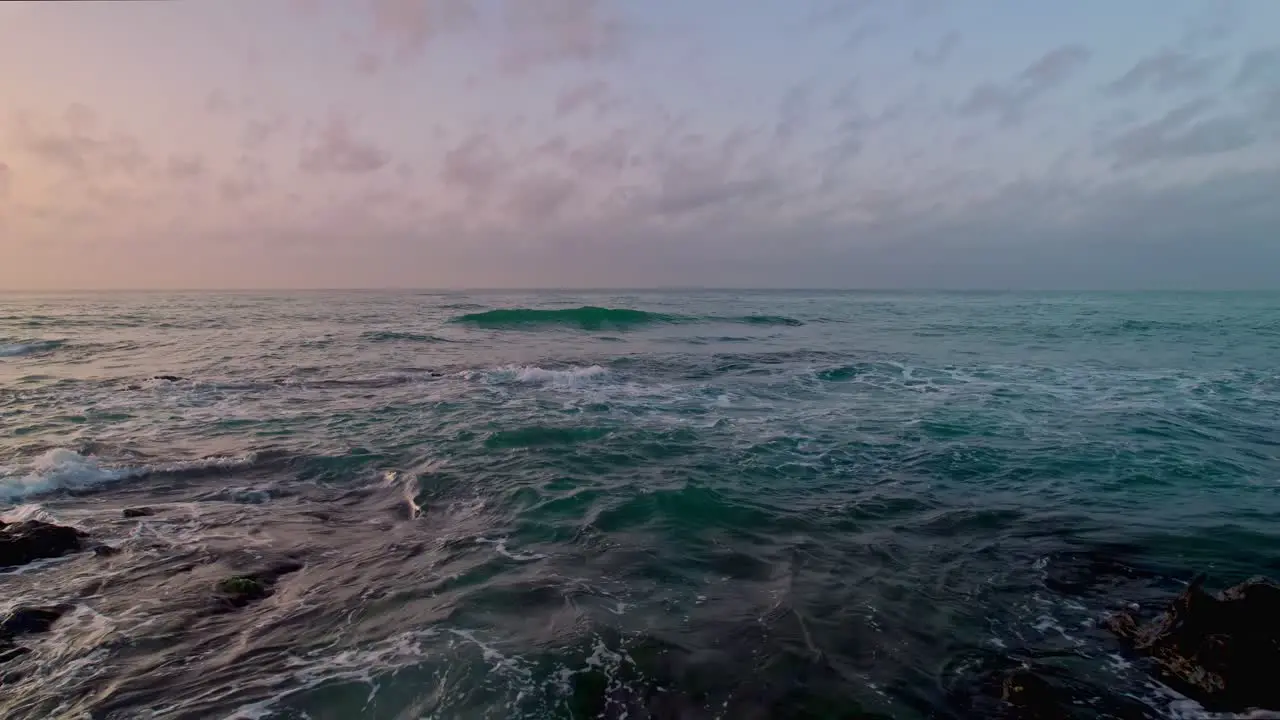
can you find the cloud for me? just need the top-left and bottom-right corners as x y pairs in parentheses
(299, 116), (390, 174)
(64, 103), (97, 135)
(774, 84), (811, 145)
(555, 79), (611, 117)
(166, 154), (206, 180)
(1100, 98), (1256, 168)
(1104, 49), (1218, 96)
(218, 155), (270, 204)
(241, 118), (285, 150)
(500, 0), (627, 71)
(205, 90), (233, 115)
(441, 133), (506, 198)
(1236, 46), (1280, 89)
(507, 174), (576, 220)
(354, 51), (382, 76)
(805, 0), (874, 27)
(14, 107), (149, 177)
(959, 45), (1091, 124)
(564, 132), (631, 177)
(367, 0), (476, 59)
(1180, 0), (1242, 49)
(913, 32), (960, 66)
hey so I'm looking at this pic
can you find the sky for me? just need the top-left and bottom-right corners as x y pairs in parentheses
(1, 0), (1279, 290)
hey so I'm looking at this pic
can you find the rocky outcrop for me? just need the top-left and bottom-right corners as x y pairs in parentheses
(0, 520), (86, 568)
(1108, 574), (1280, 712)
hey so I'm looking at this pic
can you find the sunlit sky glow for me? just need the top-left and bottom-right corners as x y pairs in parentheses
(2, 0), (1279, 289)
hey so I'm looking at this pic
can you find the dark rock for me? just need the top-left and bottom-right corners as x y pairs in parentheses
(999, 668), (1070, 720)
(1, 605), (69, 638)
(0, 520), (87, 568)
(1107, 574), (1280, 712)
(212, 560), (304, 610)
(151, 375), (183, 382)
(122, 507), (155, 518)
(92, 544), (120, 557)
(0, 642), (31, 665)
(215, 576), (269, 608)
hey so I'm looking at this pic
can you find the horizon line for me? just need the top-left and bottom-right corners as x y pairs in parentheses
(2, 287), (1279, 295)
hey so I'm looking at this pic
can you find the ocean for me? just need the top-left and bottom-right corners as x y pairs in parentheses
(1, 290), (1278, 719)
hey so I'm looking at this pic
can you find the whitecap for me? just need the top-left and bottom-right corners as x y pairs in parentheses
(0, 449), (142, 502)
(477, 365), (609, 387)
(0, 449), (258, 502)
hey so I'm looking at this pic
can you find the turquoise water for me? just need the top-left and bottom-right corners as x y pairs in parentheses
(1, 291), (1278, 718)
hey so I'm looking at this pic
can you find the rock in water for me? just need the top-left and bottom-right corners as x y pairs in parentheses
(1107, 574), (1280, 712)
(1, 606), (69, 638)
(122, 507), (156, 518)
(212, 560), (304, 611)
(0, 520), (86, 568)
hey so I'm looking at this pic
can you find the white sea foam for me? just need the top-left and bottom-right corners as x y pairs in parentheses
(0, 449), (141, 501)
(477, 536), (548, 562)
(0, 449), (256, 502)
(477, 365), (609, 387)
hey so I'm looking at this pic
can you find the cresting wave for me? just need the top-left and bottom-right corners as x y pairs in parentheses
(0, 449), (258, 501)
(0, 339), (65, 357)
(450, 306), (802, 330)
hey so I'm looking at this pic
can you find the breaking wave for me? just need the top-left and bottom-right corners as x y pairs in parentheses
(0, 449), (257, 502)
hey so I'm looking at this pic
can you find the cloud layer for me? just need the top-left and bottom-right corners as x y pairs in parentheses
(1, 0), (1279, 289)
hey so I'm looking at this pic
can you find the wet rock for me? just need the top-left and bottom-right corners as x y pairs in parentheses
(212, 560), (304, 610)
(92, 544), (120, 557)
(1107, 574), (1280, 712)
(151, 375), (183, 382)
(0, 520), (87, 568)
(0, 642), (31, 665)
(1, 605), (69, 637)
(122, 507), (155, 518)
(999, 668), (1070, 719)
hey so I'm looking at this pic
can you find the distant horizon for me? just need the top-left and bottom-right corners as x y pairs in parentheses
(3, 286), (1279, 295)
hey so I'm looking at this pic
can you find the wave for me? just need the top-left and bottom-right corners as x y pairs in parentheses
(452, 306), (680, 330)
(359, 331), (451, 343)
(0, 449), (257, 502)
(0, 340), (65, 357)
(450, 307), (803, 331)
(474, 365), (609, 387)
(730, 315), (805, 327)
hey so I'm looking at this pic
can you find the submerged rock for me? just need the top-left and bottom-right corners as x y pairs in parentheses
(212, 560), (304, 610)
(122, 506), (155, 518)
(1108, 574), (1280, 712)
(0, 520), (86, 568)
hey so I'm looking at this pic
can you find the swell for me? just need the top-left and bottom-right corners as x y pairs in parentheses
(359, 330), (452, 343)
(451, 306), (803, 330)
(0, 340), (66, 357)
